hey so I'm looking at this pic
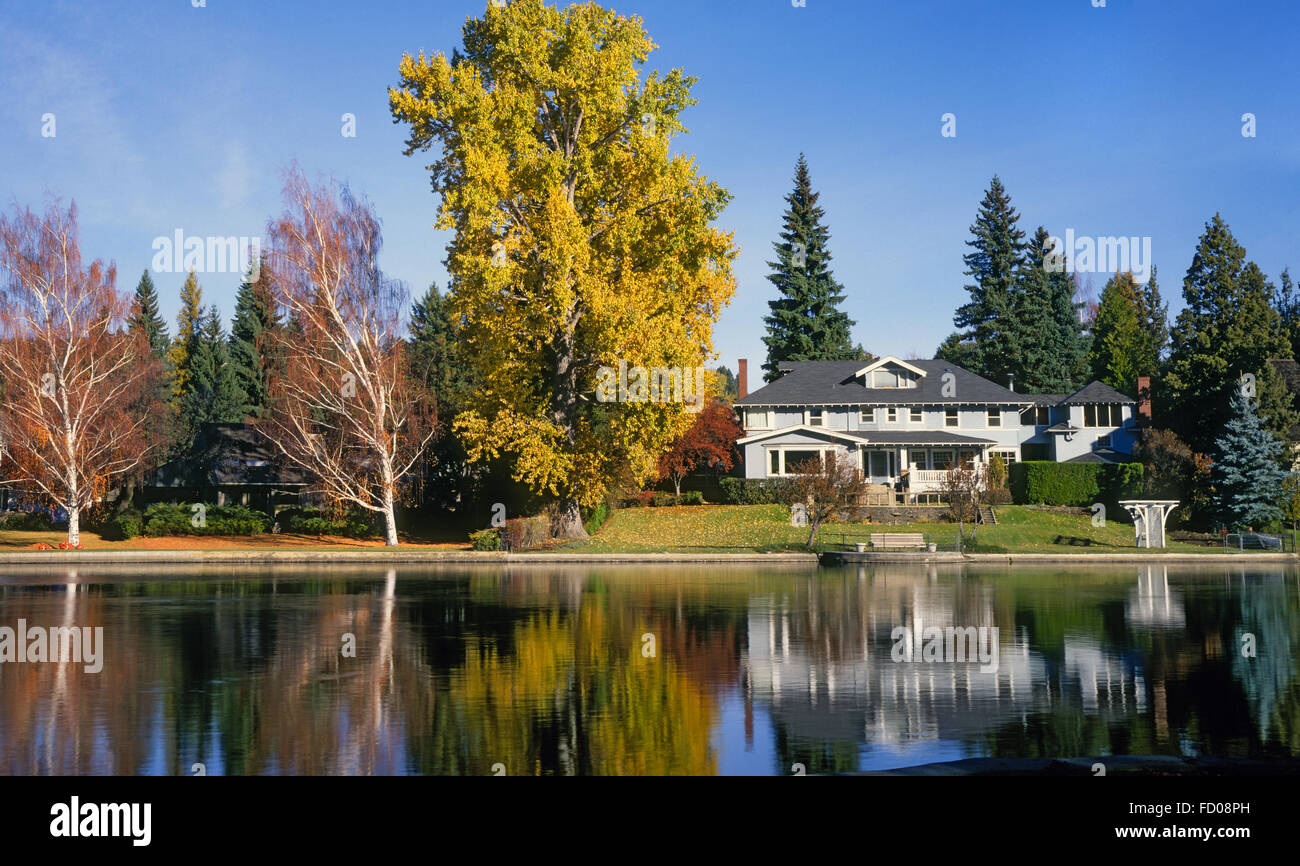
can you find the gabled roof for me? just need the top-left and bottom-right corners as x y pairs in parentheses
(853, 355), (928, 379)
(153, 424), (309, 488)
(736, 425), (997, 447)
(1060, 381), (1135, 405)
(1065, 448), (1132, 464)
(736, 425), (867, 446)
(736, 360), (1026, 407)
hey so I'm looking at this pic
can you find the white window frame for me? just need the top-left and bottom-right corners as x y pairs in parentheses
(767, 446), (836, 477)
(807, 408), (825, 428)
(909, 406), (923, 424)
(859, 407), (876, 424)
(746, 409), (771, 430)
(987, 408), (1001, 428)
(945, 409), (960, 428)
(887, 407), (898, 424)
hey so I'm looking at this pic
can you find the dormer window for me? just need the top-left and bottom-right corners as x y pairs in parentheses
(857, 357), (926, 390)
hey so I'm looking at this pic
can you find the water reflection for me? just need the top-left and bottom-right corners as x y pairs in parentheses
(0, 562), (1297, 775)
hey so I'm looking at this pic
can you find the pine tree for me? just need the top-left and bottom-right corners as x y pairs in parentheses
(228, 264), (277, 419)
(1136, 265), (1169, 369)
(953, 176), (1026, 385)
(1212, 386), (1288, 528)
(1016, 226), (1089, 392)
(1089, 272), (1144, 391)
(182, 307), (241, 429)
(1164, 215), (1289, 453)
(761, 154), (861, 381)
(167, 269), (204, 409)
(128, 270), (169, 358)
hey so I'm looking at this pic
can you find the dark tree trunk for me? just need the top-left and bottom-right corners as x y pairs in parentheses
(551, 497), (588, 539)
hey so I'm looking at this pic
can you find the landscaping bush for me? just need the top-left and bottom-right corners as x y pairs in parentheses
(101, 509), (143, 541)
(1009, 461), (1143, 507)
(0, 510), (56, 532)
(718, 477), (793, 505)
(276, 506), (380, 538)
(651, 492), (676, 507)
(469, 528), (501, 551)
(582, 502), (610, 535)
(680, 490), (704, 505)
(503, 516), (550, 550)
(143, 503), (272, 536)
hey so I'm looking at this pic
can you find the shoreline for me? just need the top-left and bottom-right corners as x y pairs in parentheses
(0, 548), (1293, 566)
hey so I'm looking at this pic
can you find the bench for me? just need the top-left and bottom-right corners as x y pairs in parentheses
(870, 533), (927, 550)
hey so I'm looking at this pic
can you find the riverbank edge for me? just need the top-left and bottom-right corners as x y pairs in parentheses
(849, 755), (1300, 776)
(0, 549), (1293, 566)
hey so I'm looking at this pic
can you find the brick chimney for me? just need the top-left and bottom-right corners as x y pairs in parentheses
(737, 359), (748, 400)
(1136, 376), (1152, 425)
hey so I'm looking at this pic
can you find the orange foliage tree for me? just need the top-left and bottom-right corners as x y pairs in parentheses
(260, 169), (435, 546)
(0, 200), (151, 546)
(655, 400), (742, 497)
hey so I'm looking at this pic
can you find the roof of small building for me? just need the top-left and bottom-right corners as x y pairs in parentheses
(152, 424), (309, 488)
(1059, 381), (1135, 405)
(1064, 448), (1132, 464)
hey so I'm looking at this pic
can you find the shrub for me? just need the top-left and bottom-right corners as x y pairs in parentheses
(651, 492), (676, 507)
(581, 502), (609, 535)
(0, 510), (56, 532)
(469, 528), (501, 551)
(276, 506), (380, 538)
(1009, 462), (1144, 507)
(503, 516), (550, 550)
(718, 477), (793, 505)
(101, 509), (143, 541)
(680, 490), (704, 505)
(143, 503), (272, 536)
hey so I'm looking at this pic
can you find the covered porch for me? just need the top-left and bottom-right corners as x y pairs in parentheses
(851, 432), (997, 500)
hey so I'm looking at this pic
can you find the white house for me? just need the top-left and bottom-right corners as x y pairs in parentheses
(733, 356), (1138, 498)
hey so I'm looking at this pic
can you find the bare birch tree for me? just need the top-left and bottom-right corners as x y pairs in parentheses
(261, 169), (434, 546)
(0, 200), (150, 546)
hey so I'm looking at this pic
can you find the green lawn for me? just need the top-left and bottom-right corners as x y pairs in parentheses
(558, 503), (1237, 555)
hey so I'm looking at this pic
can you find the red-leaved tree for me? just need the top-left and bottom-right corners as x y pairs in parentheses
(261, 169), (435, 546)
(0, 200), (151, 546)
(656, 399), (743, 497)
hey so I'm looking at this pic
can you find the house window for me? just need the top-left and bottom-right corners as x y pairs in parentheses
(1097, 435), (1112, 448)
(887, 407), (898, 423)
(910, 407), (923, 423)
(859, 407), (875, 424)
(1084, 404), (1123, 427)
(808, 409), (824, 428)
(945, 409), (960, 428)
(932, 450), (954, 470)
(769, 450), (780, 475)
(747, 409), (771, 429)
(987, 408), (1001, 428)
(992, 449), (1018, 465)
(911, 451), (929, 471)
(1022, 406), (1051, 426)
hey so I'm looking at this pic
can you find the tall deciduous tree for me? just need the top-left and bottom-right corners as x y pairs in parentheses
(1212, 387), (1287, 528)
(390, 0), (738, 537)
(0, 200), (151, 546)
(953, 176), (1026, 386)
(262, 169), (434, 546)
(1164, 215), (1289, 454)
(761, 154), (863, 381)
(167, 269), (203, 410)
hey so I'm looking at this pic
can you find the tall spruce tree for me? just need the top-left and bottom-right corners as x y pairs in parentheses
(1089, 272), (1144, 391)
(761, 155), (863, 381)
(228, 264), (277, 420)
(1136, 265), (1169, 367)
(953, 176), (1026, 386)
(1015, 226), (1090, 392)
(1212, 386), (1288, 528)
(1164, 215), (1289, 454)
(182, 307), (242, 430)
(128, 270), (169, 358)
(167, 269), (204, 410)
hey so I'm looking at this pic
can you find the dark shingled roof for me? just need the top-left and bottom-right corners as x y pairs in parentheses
(1028, 394), (1067, 407)
(1065, 448), (1132, 464)
(153, 424), (309, 488)
(736, 359), (1027, 407)
(1060, 381), (1135, 405)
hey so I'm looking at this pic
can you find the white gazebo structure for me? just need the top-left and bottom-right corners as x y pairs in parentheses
(1118, 500), (1180, 548)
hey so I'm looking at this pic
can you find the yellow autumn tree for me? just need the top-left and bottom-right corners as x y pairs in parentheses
(389, 0), (737, 536)
(166, 269), (203, 408)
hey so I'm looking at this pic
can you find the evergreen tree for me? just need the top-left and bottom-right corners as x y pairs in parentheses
(182, 307), (241, 429)
(128, 270), (169, 358)
(952, 176), (1026, 385)
(228, 263), (278, 419)
(1136, 265), (1169, 368)
(761, 154), (861, 381)
(1212, 386), (1288, 528)
(1016, 226), (1089, 392)
(934, 331), (979, 371)
(167, 269), (204, 410)
(1164, 215), (1289, 453)
(1089, 272), (1144, 391)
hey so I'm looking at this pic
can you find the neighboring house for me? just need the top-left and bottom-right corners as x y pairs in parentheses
(733, 356), (1137, 499)
(144, 423), (309, 513)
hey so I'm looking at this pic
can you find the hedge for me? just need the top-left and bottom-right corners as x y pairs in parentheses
(1009, 461), (1143, 507)
(718, 477), (793, 505)
(143, 503), (273, 536)
(276, 506), (380, 539)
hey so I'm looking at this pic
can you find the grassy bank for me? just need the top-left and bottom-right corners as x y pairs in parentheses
(556, 503), (1230, 555)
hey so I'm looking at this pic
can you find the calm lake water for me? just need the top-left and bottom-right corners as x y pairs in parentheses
(1, 562), (1298, 775)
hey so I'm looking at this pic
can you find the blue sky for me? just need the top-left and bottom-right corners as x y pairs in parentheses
(2, 0), (1298, 373)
